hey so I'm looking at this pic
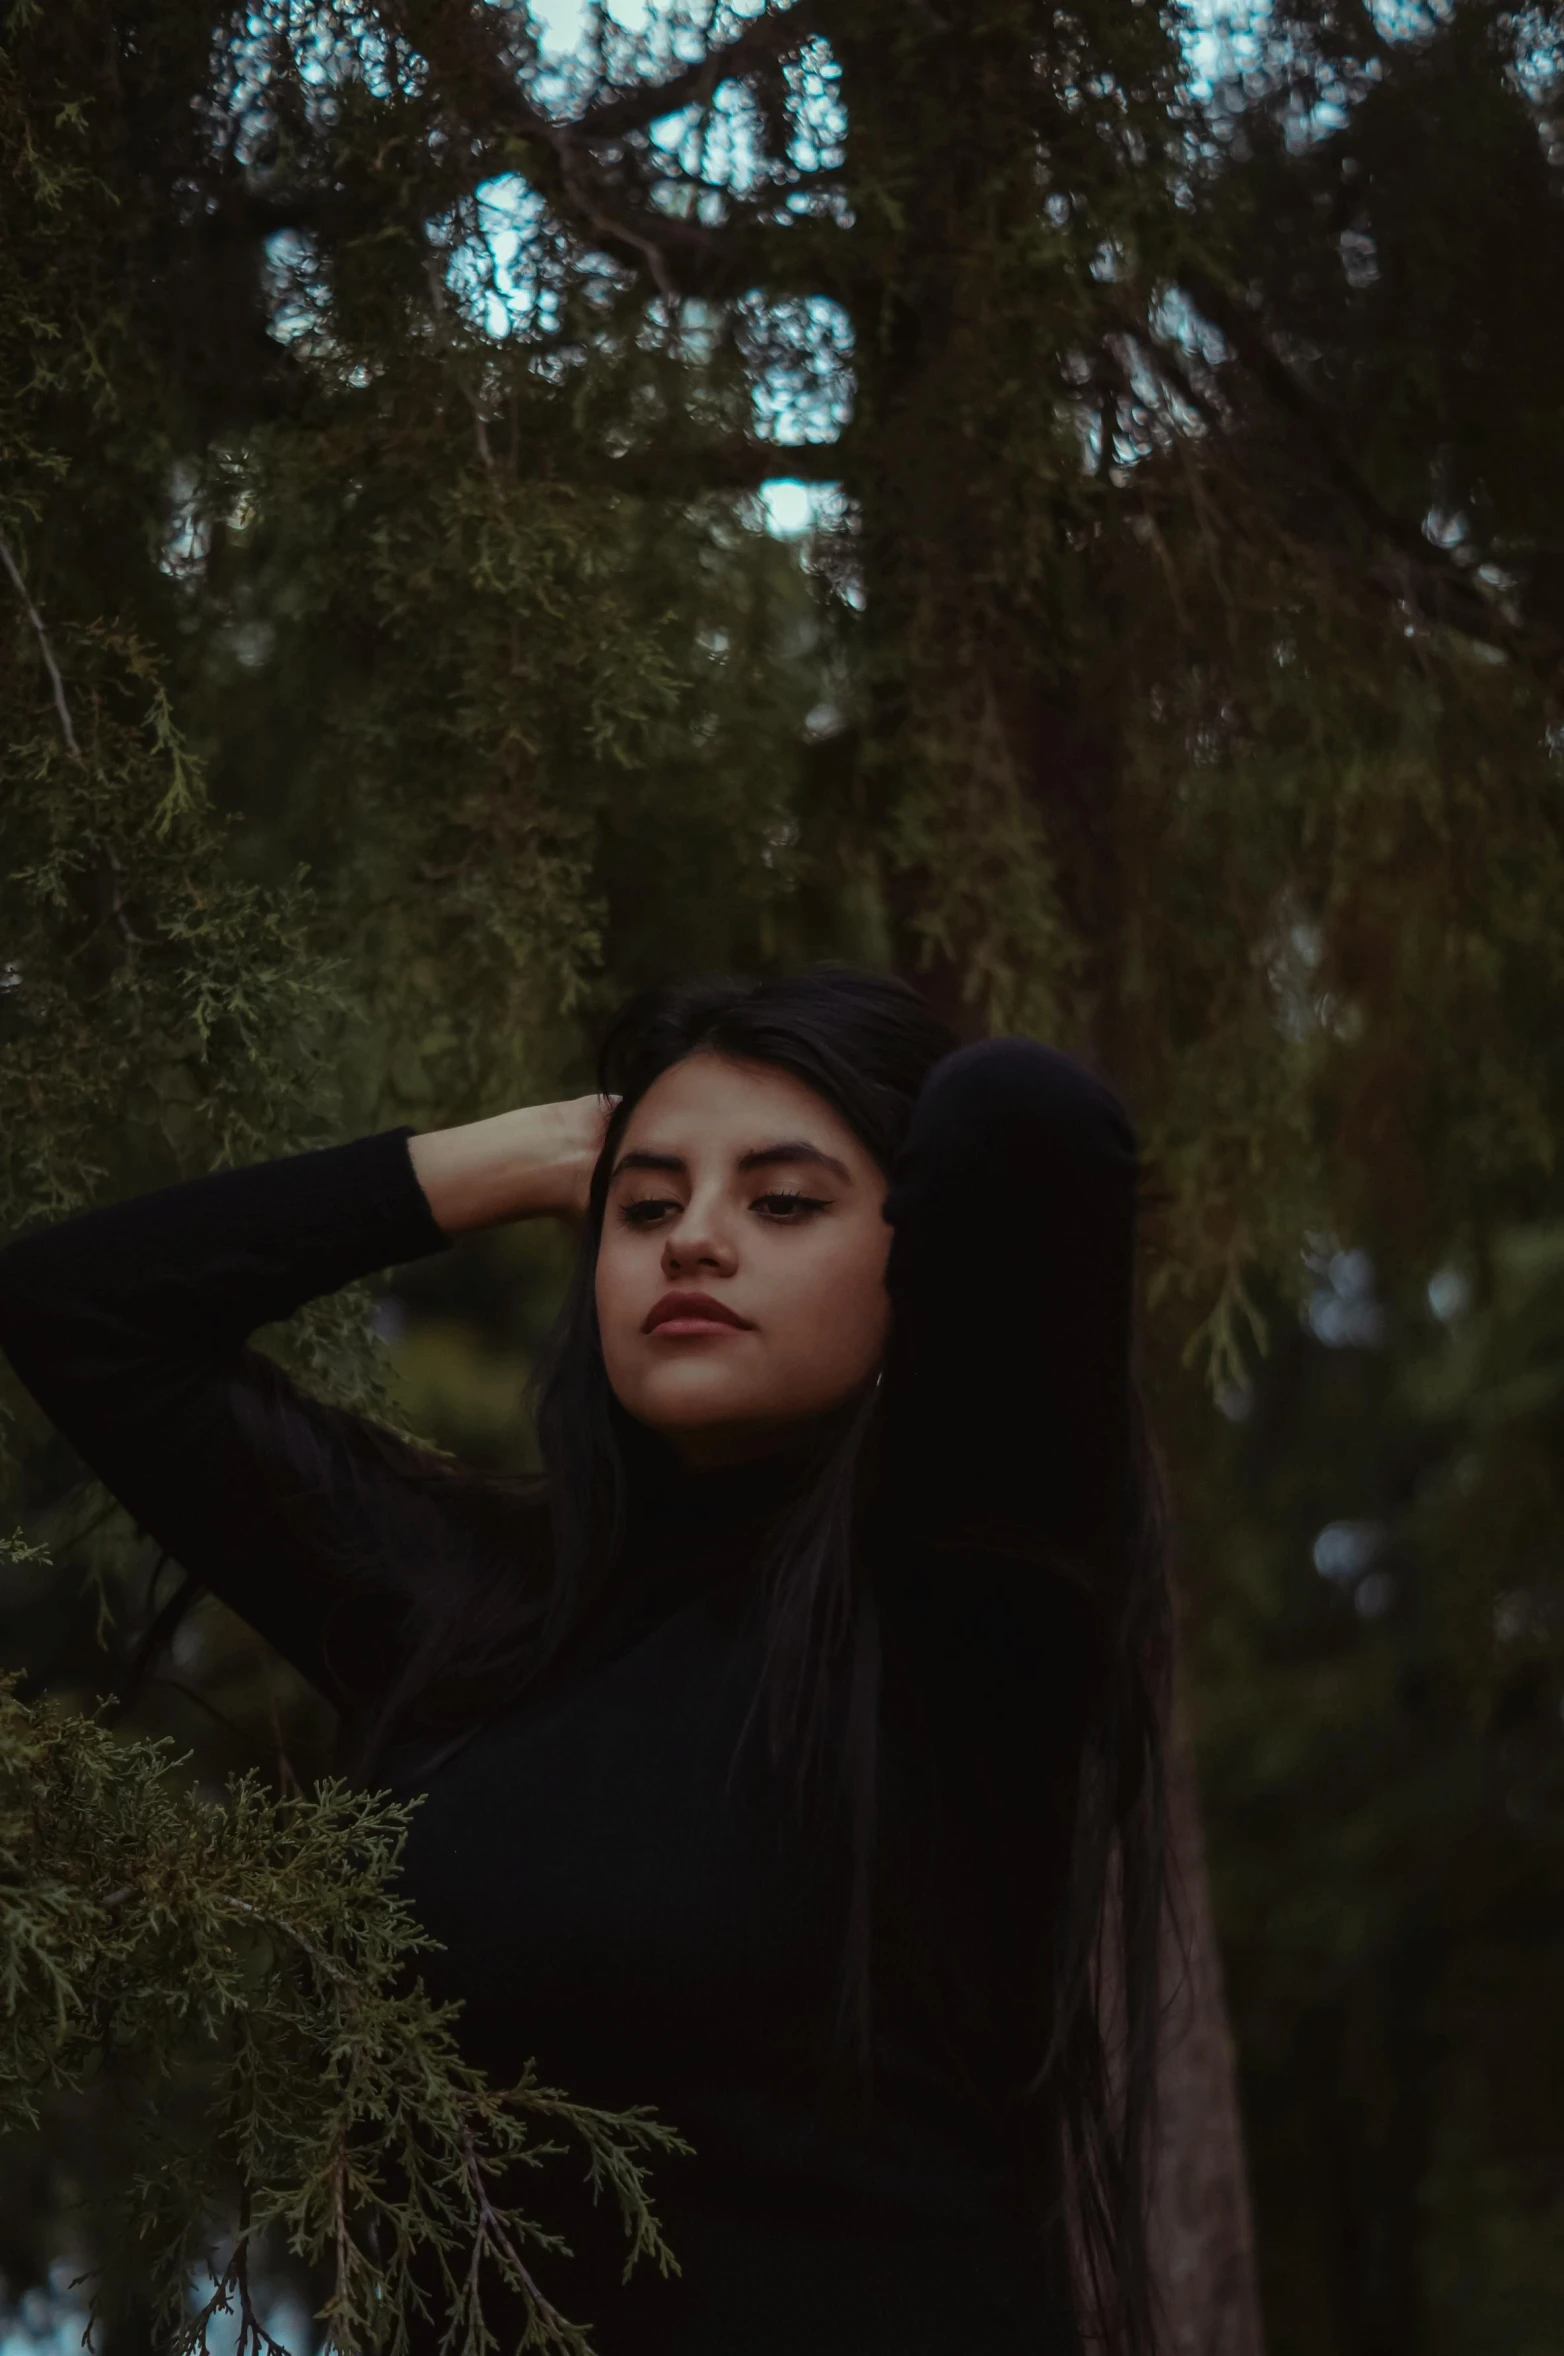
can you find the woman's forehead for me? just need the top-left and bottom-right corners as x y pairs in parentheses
(620, 1052), (860, 1158)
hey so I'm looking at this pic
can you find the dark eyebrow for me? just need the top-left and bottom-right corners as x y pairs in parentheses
(738, 1142), (852, 1184)
(607, 1142), (852, 1185)
(608, 1150), (686, 1183)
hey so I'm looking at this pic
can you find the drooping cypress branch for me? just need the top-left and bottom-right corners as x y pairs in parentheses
(0, 1605), (692, 2356)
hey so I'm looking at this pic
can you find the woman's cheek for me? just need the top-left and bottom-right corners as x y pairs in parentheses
(844, 1263), (893, 1386)
(594, 1235), (645, 1386)
(594, 1214), (890, 1426)
(783, 1227), (891, 1397)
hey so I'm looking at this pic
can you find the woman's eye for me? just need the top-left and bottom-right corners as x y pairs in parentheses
(619, 1197), (680, 1227)
(753, 1192), (830, 1222)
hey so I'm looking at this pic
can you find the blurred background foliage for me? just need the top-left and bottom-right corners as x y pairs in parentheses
(3, 0), (1563, 2348)
(1169, 1235), (1564, 2355)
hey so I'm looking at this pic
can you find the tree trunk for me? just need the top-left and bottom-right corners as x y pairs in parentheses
(1151, 1699), (1266, 2356)
(827, 7), (1270, 2344)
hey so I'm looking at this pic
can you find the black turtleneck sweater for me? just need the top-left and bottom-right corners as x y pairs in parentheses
(0, 1040), (1138, 2355)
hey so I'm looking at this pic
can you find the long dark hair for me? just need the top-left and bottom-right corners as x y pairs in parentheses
(131, 962), (1173, 2356)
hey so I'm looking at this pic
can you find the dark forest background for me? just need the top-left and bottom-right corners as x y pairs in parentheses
(2, 0), (1563, 2351)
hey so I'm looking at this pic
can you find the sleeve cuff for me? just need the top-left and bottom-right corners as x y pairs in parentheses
(369, 1125), (456, 1263)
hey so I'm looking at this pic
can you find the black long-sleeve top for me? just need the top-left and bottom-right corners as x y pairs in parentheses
(0, 1040), (1138, 2356)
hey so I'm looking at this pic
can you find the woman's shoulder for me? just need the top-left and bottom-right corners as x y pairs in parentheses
(341, 1426), (554, 1565)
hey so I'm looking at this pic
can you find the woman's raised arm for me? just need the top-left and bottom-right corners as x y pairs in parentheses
(0, 1109), (597, 1714)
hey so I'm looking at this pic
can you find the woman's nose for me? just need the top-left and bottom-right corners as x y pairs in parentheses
(661, 1199), (737, 1278)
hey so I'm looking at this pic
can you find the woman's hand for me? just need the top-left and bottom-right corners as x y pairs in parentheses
(407, 1094), (617, 1239)
(532, 1093), (620, 1224)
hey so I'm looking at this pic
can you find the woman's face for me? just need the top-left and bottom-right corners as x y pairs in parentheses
(595, 1051), (892, 1468)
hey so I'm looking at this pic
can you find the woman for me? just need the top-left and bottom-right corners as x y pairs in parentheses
(0, 965), (1171, 2356)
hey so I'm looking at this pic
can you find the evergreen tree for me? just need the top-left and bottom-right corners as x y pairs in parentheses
(3, 0), (1562, 2347)
(0, 1659), (690, 2355)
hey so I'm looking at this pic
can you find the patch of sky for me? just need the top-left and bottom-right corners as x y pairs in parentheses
(1187, 0), (1554, 228)
(196, 2287), (316, 2356)
(759, 810), (801, 868)
(1303, 1236), (1386, 1348)
(783, 40), (847, 177)
(529, 1), (841, 183)
(1181, 0), (1272, 106)
(0, 2264), (91, 2356)
(758, 480), (840, 535)
(531, 0), (650, 59)
(533, 0), (776, 63)
(1314, 1518), (1381, 1581)
(1266, 916), (1338, 1042)
(435, 5), (849, 492)
(1424, 507), (1471, 552)
(1339, 225), (1379, 289)
(1419, 506), (1522, 617)
(1354, 1569), (1395, 1617)
(1193, 0), (1555, 159)
(161, 459), (213, 584)
(528, 0), (819, 126)
(1180, 0), (1413, 149)
(263, 228), (330, 349)
(251, 0), (1489, 536)
(160, 465), (264, 590)
(1312, 1519), (1395, 1615)
(645, 47), (841, 207)
(1153, 285), (1228, 370)
(743, 294), (852, 441)
(1494, 1586), (1564, 1649)
(442, 177), (558, 342)
(225, 6), (418, 160)
(1427, 1265), (1472, 1322)
(230, 619), (279, 671)
(1503, 6), (1564, 104)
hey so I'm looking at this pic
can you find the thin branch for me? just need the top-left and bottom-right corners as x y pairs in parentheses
(1110, 314), (1229, 444)
(223, 1894), (353, 1987)
(391, 2), (843, 303)
(553, 136), (683, 299)
(568, 2), (819, 142)
(228, 2186), (292, 2356)
(456, 2119), (586, 2353)
(1119, 277), (1558, 671)
(103, 845), (158, 950)
(576, 429), (849, 497)
(424, 248), (497, 470)
(0, 535), (82, 760)
(532, 124), (833, 302)
(0, 537), (168, 977)
(1179, 271), (1537, 654)
(1333, 0), (1397, 65)
(331, 2149), (353, 2331)
(606, 152), (848, 229)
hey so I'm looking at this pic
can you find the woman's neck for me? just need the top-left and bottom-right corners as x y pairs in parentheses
(665, 1418), (818, 1472)
(623, 1417), (823, 1523)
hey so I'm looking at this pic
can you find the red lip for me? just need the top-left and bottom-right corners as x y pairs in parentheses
(643, 1290), (755, 1336)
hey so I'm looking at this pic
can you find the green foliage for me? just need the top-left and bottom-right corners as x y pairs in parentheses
(3, 0), (1564, 2345)
(0, 1626), (690, 2356)
(1173, 1229), (1564, 2356)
